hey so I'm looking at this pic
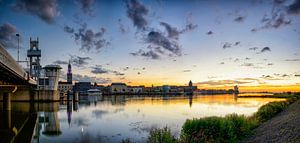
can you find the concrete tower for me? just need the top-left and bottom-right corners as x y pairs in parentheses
(67, 61), (72, 83)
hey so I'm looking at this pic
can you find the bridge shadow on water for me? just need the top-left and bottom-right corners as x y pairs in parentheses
(0, 92), (61, 143)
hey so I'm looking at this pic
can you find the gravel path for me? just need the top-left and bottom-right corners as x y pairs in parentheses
(243, 100), (300, 143)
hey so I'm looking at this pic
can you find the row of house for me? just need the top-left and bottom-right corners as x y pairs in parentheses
(58, 80), (197, 95)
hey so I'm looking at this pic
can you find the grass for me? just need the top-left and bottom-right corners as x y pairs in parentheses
(146, 93), (300, 143)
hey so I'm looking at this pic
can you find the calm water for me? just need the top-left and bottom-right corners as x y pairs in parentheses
(1, 94), (284, 143)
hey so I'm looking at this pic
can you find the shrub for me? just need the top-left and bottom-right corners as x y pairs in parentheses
(147, 127), (177, 143)
(255, 101), (289, 122)
(180, 114), (258, 143)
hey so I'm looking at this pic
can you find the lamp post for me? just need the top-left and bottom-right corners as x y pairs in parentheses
(16, 33), (20, 62)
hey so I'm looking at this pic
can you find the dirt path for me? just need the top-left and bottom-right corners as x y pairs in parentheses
(243, 100), (300, 143)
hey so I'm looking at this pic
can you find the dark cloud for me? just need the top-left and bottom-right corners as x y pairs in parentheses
(196, 79), (253, 86)
(267, 63), (274, 66)
(252, 11), (291, 32)
(53, 60), (68, 65)
(13, 0), (59, 24)
(234, 41), (240, 46)
(219, 62), (225, 65)
(245, 57), (251, 60)
(241, 62), (254, 67)
(295, 74), (300, 77)
(261, 47), (271, 53)
(77, 0), (94, 16)
(183, 70), (191, 72)
(64, 23), (110, 52)
(0, 23), (18, 49)
(223, 42), (232, 49)
(60, 71), (111, 84)
(118, 19), (127, 34)
(145, 31), (181, 56)
(285, 59), (300, 61)
(234, 16), (246, 22)
(70, 55), (91, 67)
(249, 47), (258, 51)
(91, 66), (109, 74)
(287, 0), (300, 14)
(206, 31), (213, 35)
(130, 49), (160, 59)
(160, 22), (181, 39)
(64, 25), (75, 33)
(90, 65), (125, 76)
(125, 0), (149, 30)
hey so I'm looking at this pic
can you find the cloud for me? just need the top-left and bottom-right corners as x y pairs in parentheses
(92, 109), (109, 119)
(160, 22), (181, 39)
(125, 0), (149, 30)
(287, 0), (300, 14)
(261, 47), (271, 52)
(249, 47), (258, 51)
(70, 55), (91, 67)
(13, 0), (59, 24)
(91, 66), (109, 74)
(130, 49), (160, 59)
(60, 71), (111, 84)
(53, 60), (68, 65)
(219, 62), (225, 65)
(64, 23), (110, 52)
(285, 59), (300, 61)
(77, 0), (94, 16)
(206, 31), (213, 35)
(145, 31), (181, 56)
(118, 19), (128, 34)
(234, 16), (246, 22)
(222, 42), (232, 49)
(183, 70), (191, 72)
(0, 23), (18, 49)
(196, 79), (254, 86)
(252, 10), (291, 32)
(241, 62), (254, 67)
(90, 65), (125, 76)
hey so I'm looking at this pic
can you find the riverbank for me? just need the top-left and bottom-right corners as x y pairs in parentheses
(242, 99), (300, 143)
(141, 93), (300, 143)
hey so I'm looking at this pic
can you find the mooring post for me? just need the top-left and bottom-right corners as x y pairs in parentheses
(73, 92), (78, 102)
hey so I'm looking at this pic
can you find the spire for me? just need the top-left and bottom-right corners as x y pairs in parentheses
(189, 80), (193, 87)
(67, 60), (72, 83)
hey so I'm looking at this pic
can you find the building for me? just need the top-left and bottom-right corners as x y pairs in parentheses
(38, 65), (62, 90)
(128, 86), (145, 93)
(110, 83), (127, 93)
(58, 81), (73, 94)
(67, 61), (72, 83)
(73, 82), (92, 94)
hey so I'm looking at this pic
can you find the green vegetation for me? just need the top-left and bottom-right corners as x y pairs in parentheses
(147, 127), (177, 143)
(180, 114), (258, 143)
(146, 93), (300, 143)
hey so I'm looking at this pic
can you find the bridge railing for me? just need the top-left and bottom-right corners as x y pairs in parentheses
(0, 43), (30, 82)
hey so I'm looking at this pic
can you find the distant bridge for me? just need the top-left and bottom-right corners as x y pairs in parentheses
(0, 44), (36, 85)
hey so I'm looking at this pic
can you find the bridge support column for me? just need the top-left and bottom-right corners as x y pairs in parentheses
(3, 92), (11, 111)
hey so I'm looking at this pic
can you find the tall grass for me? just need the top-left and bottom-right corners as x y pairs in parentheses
(180, 114), (258, 143)
(147, 127), (177, 143)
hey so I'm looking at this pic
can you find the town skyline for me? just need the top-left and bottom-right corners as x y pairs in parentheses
(0, 0), (300, 92)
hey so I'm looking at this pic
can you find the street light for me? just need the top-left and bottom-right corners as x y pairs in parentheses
(16, 33), (20, 62)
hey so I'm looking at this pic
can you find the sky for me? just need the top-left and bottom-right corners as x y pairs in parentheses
(0, 0), (300, 92)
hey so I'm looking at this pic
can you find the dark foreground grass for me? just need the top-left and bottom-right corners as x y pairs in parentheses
(145, 93), (300, 143)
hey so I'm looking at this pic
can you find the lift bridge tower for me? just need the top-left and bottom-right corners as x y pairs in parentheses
(27, 37), (41, 80)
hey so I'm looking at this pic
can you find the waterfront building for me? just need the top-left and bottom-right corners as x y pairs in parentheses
(128, 86), (145, 93)
(58, 81), (73, 94)
(110, 83), (127, 93)
(38, 65), (62, 90)
(73, 82), (92, 94)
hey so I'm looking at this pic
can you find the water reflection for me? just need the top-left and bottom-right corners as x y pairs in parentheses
(1, 94), (284, 143)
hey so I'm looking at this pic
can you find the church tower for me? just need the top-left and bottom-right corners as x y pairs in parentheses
(189, 80), (193, 87)
(67, 61), (72, 83)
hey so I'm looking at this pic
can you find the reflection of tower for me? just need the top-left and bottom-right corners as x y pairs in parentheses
(189, 95), (193, 108)
(67, 101), (72, 127)
(67, 61), (72, 83)
(234, 85), (239, 94)
(42, 112), (61, 136)
(27, 37), (41, 80)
